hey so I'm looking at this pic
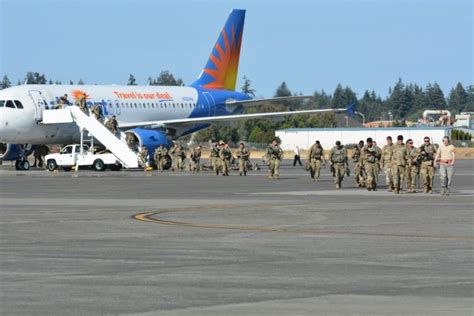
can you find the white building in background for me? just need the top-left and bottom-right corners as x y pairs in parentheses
(275, 127), (451, 150)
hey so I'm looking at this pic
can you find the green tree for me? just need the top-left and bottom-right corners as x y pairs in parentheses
(241, 76), (255, 96)
(149, 71), (184, 86)
(1, 75), (11, 89)
(69, 80), (74, 85)
(275, 81), (291, 97)
(448, 82), (469, 113)
(127, 74), (137, 85)
(78, 79), (85, 85)
(425, 82), (446, 109)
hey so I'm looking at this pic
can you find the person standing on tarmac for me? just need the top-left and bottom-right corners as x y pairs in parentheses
(419, 136), (437, 194)
(381, 136), (395, 192)
(352, 140), (365, 187)
(293, 146), (302, 167)
(236, 142), (250, 176)
(391, 135), (407, 194)
(363, 138), (381, 191)
(266, 139), (283, 180)
(172, 145), (186, 172)
(219, 143), (232, 176)
(405, 139), (419, 193)
(308, 140), (325, 181)
(330, 141), (348, 189)
(210, 140), (222, 176)
(154, 144), (168, 172)
(435, 136), (456, 195)
(190, 145), (202, 174)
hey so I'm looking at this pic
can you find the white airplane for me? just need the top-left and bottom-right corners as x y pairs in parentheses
(0, 9), (352, 170)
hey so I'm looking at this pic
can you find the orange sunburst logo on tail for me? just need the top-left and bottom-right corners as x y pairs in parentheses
(72, 90), (89, 100)
(192, 9), (246, 91)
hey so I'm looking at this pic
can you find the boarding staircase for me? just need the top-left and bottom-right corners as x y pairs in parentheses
(42, 107), (139, 168)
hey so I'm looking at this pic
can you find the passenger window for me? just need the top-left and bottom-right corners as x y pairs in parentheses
(14, 100), (24, 109)
(0, 100), (5, 107)
(5, 100), (16, 108)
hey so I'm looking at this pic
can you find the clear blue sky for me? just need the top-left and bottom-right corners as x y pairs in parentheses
(1, 0), (472, 98)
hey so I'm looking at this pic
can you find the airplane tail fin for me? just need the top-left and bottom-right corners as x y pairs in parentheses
(192, 9), (246, 91)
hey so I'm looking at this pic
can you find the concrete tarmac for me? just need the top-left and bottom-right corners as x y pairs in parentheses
(1, 160), (473, 315)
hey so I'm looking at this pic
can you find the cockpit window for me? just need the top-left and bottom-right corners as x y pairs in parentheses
(5, 100), (16, 108)
(0, 100), (5, 108)
(14, 100), (24, 109)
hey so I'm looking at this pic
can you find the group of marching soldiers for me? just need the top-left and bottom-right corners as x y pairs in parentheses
(307, 135), (439, 193)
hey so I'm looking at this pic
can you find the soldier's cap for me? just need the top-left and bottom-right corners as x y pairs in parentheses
(335, 141), (341, 146)
(397, 135), (403, 141)
(407, 139), (413, 144)
(424, 136), (430, 141)
(240, 142), (245, 146)
(359, 140), (364, 145)
(366, 137), (373, 143)
(112, 115), (116, 118)
(386, 136), (392, 140)
(315, 140), (320, 144)
(219, 140), (224, 145)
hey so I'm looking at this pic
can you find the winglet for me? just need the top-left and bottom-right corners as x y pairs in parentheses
(346, 102), (356, 117)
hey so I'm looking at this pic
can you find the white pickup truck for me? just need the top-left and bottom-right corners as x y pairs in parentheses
(45, 144), (123, 171)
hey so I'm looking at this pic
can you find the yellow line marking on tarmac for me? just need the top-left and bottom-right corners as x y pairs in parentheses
(132, 210), (474, 240)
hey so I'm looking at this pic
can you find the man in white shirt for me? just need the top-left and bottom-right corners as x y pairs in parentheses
(293, 146), (302, 167)
(435, 136), (456, 195)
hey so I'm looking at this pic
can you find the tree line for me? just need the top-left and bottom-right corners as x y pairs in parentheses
(1, 72), (472, 144)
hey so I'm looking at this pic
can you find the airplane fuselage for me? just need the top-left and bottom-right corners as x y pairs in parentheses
(0, 84), (250, 144)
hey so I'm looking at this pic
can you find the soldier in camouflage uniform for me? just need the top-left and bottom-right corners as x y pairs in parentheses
(125, 133), (136, 151)
(57, 94), (69, 109)
(210, 141), (222, 175)
(139, 146), (148, 168)
(154, 144), (168, 172)
(405, 139), (419, 193)
(190, 146), (202, 174)
(91, 103), (103, 122)
(330, 141), (348, 189)
(363, 138), (382, 191)
(308, 140), (325, 181)
(381, 136), (395, 192)
(77, 94), (88, 113)
(266, 139), (283, 180)
(236, 142), (250, 176)
(172, 145), (186, 172)
(419, 136), (436, 193)
(391, 135), (407, 194)
(351, 140), (365, 187)
(105, 115), (118, 135)
(219, 143), (232, 176)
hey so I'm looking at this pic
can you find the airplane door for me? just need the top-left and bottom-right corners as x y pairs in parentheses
(202, 92), (215, 116)
(28, 90), (48, 122)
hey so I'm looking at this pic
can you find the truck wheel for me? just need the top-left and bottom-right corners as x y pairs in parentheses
(21, 160), (30, 171)
(47, 160), (58, 172)
(93, 159), (105, 171)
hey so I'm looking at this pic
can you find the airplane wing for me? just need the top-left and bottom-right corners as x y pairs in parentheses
(119, 107), (349, 129)
(225, 95), (312, 107)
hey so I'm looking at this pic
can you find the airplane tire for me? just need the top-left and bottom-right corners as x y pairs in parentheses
(15, 160), (22, 170)
(47, 160), (58, 172)
(93, 159), (105, 171)
(21, 160), (30, 171)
